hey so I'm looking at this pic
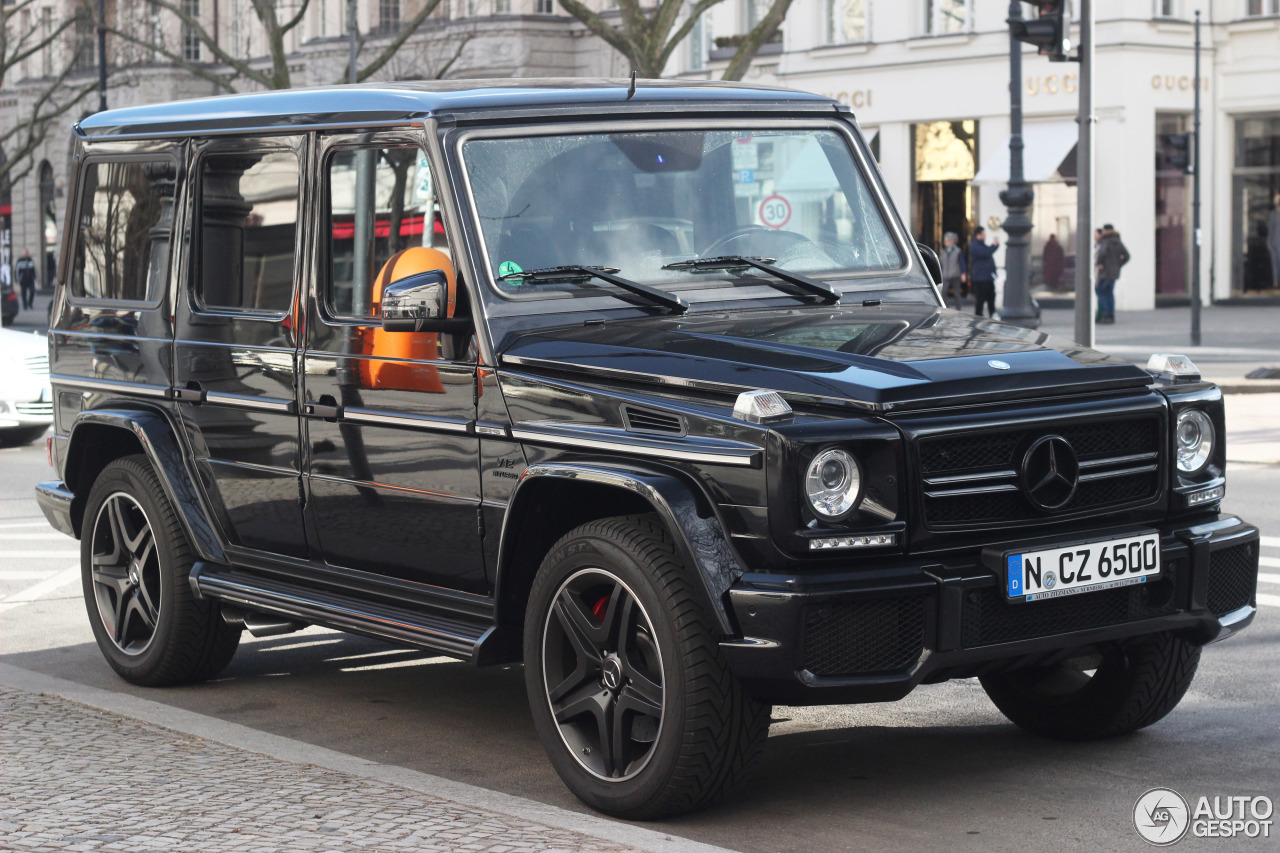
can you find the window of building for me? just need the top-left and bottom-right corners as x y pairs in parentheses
(924, 0), (969, 35)
(197, 150), (301, 313)
(1154, 0), (1180, 18)
(378, 0), (400, 32)
(1246, 0), (1279, 16)
(181, 0), (201, 61)
(826, 0), (866, 44)
(70, 159), (176, 303)
(1155, 113), (1191, 295)
(326, 146), (452, 320)
(1233, 115), (1280, 294)
(534, 0), (554, 13)
(688, 7), (711, 69)
(40, 8), (52, 76)
(493, 0), (510, 13)
(71, 11), (95, 73)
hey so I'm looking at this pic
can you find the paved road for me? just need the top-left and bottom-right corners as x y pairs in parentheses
(2, 379), (1277, 851)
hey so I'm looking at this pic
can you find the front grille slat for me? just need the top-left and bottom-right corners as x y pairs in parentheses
(919, 415), (1162, 529)
(14, 402), (53, 416)
(23, 355), (50, 377)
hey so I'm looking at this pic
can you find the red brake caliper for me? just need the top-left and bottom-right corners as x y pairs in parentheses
(591, 595), (611, 622)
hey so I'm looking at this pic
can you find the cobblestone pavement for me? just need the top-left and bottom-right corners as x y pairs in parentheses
(0, 685), (641, 852)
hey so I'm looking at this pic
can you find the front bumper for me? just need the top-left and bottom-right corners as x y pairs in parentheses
(720, 515), (1259, 706)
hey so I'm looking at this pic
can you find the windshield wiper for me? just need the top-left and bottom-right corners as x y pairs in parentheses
(662, 256), (841, 305)
(499, 265), (688, 314)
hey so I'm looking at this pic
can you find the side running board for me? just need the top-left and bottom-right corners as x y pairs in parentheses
(193, 562), (497, 663)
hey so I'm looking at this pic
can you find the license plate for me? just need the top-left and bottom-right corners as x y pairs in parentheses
(1005, 532), (1161, 602)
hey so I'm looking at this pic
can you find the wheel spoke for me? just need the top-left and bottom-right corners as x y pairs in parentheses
(114, 499), (151, 557)
(606, 699), (629, 778)
(552, 681), (608, 726)
(131, 528), (155, 567)
(91, 564), (131, 596)
(112, 587), (132, 641)
(547, 656), (596, 704)
(130, 592), (156, 631)
(135, 576), (160, 625)
(617, 682), (663, 719)
(554, 592), (606, 658)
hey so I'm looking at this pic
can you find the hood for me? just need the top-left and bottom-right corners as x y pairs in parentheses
(499, 304), (1151, 411)
(0, 328), (48, 359)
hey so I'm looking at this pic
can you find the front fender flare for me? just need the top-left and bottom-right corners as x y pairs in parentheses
(65, 407), (226, 564)
(499, 463), (746, 635)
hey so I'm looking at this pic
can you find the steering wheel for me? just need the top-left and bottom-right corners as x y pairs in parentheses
(700, 224), (811, 258)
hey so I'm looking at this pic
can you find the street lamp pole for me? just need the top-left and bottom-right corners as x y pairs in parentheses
(95, 0), (108, 112)
(1000, 1), (1040, 328)
(1074, 0), (1094, 347)
(348, 0), (359, 84)
(1191, 10), (1202, 346)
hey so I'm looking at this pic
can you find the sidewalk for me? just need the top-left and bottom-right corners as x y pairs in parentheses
(1225, 393), (1280, 466)
(0, 667), (726, 853)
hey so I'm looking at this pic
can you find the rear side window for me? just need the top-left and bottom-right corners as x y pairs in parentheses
(70, 159), (176, 302)
(197, 149), (300, 313)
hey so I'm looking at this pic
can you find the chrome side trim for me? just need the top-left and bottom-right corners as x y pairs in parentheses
(343, 407), (471, 434)
(923, 483), (1020, 499)
(203, 391), (296, 414)
(474, 423), (508, 437)
(510, 426), (762, 468)
(923, 469), (1017, 486)
(51, 374), (169, 399)
(1079, 451), (1159, 470)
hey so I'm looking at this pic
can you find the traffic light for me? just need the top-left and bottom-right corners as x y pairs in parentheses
(1163, 132), (1194, 174)
(1010, 1), (1071, 62)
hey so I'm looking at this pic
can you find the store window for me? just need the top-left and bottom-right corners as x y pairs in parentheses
(826, 0), (866, 44)
(1233, 115), (1280, 294)
(1155, 114), (1191, 295)
(924, 0), (969, 35)
(912, 120), (976, 253)
(1246, 0), (1279, 17)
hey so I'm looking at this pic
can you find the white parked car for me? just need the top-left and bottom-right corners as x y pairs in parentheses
(0, 328), (52, 446)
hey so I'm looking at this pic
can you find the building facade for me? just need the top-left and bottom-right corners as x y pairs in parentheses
(678, 0), (1280, 309)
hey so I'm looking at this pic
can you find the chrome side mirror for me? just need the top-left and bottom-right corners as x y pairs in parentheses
(381, 270), (450, 332)
(916, 242), (943, 286)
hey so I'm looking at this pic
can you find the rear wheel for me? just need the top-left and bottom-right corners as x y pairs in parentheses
(524, 514), (770, 819)
(81, 455), (240, 686)
(979, 632), (1201, 740)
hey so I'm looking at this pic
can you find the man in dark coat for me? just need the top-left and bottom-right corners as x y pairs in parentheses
(1095, 224), (1130, 324)
(968, 227), (999, 318)
(14, 250), (37, 310)
(1041, 233), (1065, 290)
(939, 231), (967, 309)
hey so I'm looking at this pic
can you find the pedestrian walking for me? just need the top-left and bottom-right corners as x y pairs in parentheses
(968, 227), (999, 318)
(15, 250), (37, 311)
(939, 231), (967, 309)
(1095, 223), (1130, 325)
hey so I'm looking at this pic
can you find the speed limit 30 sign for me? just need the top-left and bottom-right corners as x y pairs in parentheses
(758, 194), (792, 229)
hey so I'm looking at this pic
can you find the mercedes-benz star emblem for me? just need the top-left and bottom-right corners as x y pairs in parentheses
(988, 359), (1011, 370)
(1020, 434), (1080, 512)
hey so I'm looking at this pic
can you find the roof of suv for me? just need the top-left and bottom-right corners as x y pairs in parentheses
(76, 78), (837, 139)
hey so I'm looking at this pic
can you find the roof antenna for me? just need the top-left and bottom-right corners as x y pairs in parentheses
(626, 70), (637, 101)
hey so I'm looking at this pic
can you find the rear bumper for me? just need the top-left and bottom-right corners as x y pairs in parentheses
(35, 480), (77, 539)
(720, 515), (1259, 706)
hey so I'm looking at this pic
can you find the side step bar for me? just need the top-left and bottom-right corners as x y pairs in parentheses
(194, 563), (495, 663)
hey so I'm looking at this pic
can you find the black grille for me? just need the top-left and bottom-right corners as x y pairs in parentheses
(802, 596), (926, 677)
(962, 569), (1179, 648)
(1207, 543), (1257, 616)
(920, 415), (1162, 529)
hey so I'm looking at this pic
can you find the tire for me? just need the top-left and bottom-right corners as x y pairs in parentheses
(979, 632), (1201, 740)
(524, 514), (771, 820)
(81, 454), (240, 686)
(0, 425), (49, 447)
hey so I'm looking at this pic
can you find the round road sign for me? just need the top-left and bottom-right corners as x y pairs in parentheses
(758, 194), (792, 229)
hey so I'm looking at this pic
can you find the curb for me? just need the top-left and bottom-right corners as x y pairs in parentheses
(1216, 381), (1280, 395)
(0, 662), (738, 853)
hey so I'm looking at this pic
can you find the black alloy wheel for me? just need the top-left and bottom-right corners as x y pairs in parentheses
(542, 568), (665, 781)
(89, 492), (162, 655)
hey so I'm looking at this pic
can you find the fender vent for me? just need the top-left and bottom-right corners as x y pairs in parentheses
(621, 405), (685, 437)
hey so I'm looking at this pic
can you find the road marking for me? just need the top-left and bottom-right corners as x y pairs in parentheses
(0, 570), (58, 581)
(0, 533), (70, 540)
(1257, 593), (1280, 609)
(0, 566), (80, 614)
(256, 638), (346, 653)
(1260, 556), (1280, 569)
(0, 521), (53, 530)
(1261, 536), (1280, 549)
(0, 551), (80, 559)
(1259, 573), (1280, 585)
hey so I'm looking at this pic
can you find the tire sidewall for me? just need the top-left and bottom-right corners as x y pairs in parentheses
(524, 528), (691, 815)
(81, 458), (189, 683)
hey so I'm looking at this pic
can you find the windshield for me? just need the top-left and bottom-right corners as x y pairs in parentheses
(462, 127), (905, 314)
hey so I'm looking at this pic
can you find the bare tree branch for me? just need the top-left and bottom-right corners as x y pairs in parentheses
(349, 0), (447, 83)
(558, 0), (725, 78)
(720, 0), (793, 82)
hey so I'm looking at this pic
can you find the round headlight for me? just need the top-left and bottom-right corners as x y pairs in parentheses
(1176, 409), (1215, 474)
(805, 448), (861, 520)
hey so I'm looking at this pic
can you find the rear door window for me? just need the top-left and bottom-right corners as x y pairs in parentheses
(196, 149), (301, 314)
(70, 158), (176, 303)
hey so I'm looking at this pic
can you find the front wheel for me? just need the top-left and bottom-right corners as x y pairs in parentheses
(979, 632), (1201, 740)
(81, 454), (240, 686)
(524, 515), (770, 819)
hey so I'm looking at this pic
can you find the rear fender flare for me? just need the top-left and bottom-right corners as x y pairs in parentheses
(65, 407), (225, 564)
(497, 463), (745, 635)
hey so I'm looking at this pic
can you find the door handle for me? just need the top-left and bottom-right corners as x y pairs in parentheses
(171, 382), (204, 403)
(304, 395), (340, 420)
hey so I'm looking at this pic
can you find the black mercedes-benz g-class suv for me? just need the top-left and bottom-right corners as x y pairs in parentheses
(36, 80), (1259, 819)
